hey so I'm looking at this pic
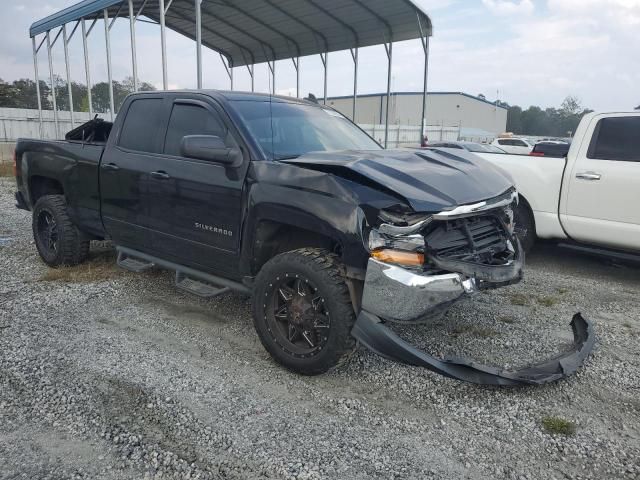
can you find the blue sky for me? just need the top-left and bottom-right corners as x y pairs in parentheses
(2, 0), (639, 111)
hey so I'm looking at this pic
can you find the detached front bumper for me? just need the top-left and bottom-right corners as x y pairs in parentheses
(353, 253), (594, 385)
(352, 311), (594, 386)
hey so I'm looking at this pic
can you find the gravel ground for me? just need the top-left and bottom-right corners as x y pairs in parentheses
(1, 176), (639, 480)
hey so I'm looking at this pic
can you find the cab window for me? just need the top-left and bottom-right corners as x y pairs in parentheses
(119, 98), (164, 153)
(588, 117), (640, 162)
(163, 103), (228, 157)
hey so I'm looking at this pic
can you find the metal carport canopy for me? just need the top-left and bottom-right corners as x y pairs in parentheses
(29, 0), (433, 148)
(30, 0), (432, 67)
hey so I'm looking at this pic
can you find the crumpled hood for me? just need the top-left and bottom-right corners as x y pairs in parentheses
(280, 148), (514, 213)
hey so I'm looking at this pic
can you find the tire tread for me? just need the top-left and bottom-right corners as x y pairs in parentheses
(32, 195), (90, 267)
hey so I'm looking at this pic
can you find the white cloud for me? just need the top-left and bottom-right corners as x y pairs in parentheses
(481, 0), (535, 15)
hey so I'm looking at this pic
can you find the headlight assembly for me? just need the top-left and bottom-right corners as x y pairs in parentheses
(367, 220), (426, 269)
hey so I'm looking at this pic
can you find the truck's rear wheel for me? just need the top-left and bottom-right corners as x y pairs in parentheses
(514, 201), (535, 254)
(252, 248), (356, 375)
(32, 195), (90, 267)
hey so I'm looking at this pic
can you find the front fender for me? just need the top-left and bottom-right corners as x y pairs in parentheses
(239, 161), (404, 275)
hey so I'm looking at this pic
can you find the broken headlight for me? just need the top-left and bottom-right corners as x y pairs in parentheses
(367, 212), (429, 268)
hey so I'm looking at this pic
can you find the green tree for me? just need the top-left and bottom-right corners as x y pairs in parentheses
(503, 96), (592, 137)
(0, 78), (52, 109)
(506, 105), (523, 133)
(89, 77), (156, 114)
(560, 95), (582, 116)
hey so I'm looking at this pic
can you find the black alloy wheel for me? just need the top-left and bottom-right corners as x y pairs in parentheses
(36, 210), (59, 256)
(266, 274), (331, 358)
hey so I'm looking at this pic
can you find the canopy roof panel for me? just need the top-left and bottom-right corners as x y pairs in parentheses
(30, 0), (432, 67)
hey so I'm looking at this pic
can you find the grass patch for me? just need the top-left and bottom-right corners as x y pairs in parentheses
(541, 416), (576, 436)
(450, 325), (498, 338)
(537, 296), (559, 307)
(509, 293), (530, 306)
(497, 315), (516, 324)
(0, 162), (13, 177)
(556, 287), (569, 295)
(40, 255), (125, 283)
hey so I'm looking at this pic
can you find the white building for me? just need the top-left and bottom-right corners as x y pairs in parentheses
(327, 92), (508, 142)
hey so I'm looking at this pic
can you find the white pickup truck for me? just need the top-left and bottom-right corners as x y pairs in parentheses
(476, 112), (640, 255)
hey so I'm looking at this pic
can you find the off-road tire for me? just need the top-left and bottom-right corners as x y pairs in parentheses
(32, 195), (90, 267)
(514, 201), (535, 254)
(252, 248), (356, 375)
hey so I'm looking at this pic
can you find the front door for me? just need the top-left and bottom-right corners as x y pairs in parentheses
(561, 114), (640, 250)
(144, 95), (249, 277)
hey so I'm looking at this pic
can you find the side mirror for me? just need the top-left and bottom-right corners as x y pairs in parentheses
(180, 135), (240, 165)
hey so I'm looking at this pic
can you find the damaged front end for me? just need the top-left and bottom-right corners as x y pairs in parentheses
(353, 189), (595, 385)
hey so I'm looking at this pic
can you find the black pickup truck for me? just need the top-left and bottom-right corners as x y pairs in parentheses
(14, 91), (593, 385)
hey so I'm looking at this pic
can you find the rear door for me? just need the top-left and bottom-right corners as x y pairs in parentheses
(143, 94), (249, 277)
(100, 95), (166, 249)
(561, 113), (640, 250)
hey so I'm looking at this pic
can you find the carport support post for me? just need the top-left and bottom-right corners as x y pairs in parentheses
(267, 60), (275, 95)
(159, 0), (168, 89)
(128, 0), (139, 91)
(320, 52), (328, 104)
(103, 10), (115, 121)
(62, 25), (75, 128)
(270, 61), (275, 94)
(220, 54), (232, 90)
(384, 41), (393, 148)
(420, 36), (429, 143)
(31, 37), (43, 139)
(351, 47), (358, 121)
(81, 19), (93, 116)
(417, 13), (430, 144)
(46, 31), (59, 139)
(291, 57), (299, 98)
(195, 0), (202, 89)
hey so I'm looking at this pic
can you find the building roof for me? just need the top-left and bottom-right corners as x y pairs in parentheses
(30, 0), (432, 67)
(327, 91), (509, 110)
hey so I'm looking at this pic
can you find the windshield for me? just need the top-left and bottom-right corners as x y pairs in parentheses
(462, 142), (493, 153)
(483, 145), (507, 153)
(462, 143), (506, 153)
(232, 100), (381, 160)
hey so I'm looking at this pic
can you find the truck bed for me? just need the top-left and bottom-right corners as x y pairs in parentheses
(15, 138), (106, 237)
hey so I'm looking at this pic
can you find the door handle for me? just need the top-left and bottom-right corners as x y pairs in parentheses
(575, 172), (601, 181)
(150, 171), (171, 180)
(101, 163), (120, 171)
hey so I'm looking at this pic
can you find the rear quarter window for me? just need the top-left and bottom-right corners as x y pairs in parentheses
(588, 116), (640, 161)
(118, 98), (164, 153)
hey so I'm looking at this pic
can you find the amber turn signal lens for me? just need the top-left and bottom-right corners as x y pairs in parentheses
(371, 249), (424, 267)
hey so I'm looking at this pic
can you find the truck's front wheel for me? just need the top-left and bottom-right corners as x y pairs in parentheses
(252, 248), (356, 375)
(32, 195), (90, 267)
